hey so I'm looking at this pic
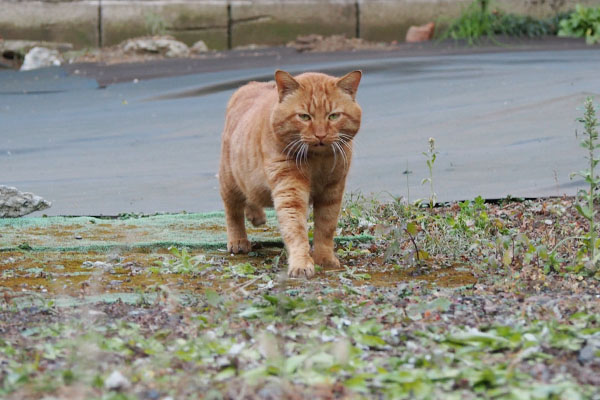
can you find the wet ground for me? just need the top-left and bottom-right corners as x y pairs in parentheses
(0, 248), (476, 303)
(0, 211), (475, 306)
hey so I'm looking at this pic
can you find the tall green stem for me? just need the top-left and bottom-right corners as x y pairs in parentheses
(585, 98), (598, 262)
(588, 129), (596, 261)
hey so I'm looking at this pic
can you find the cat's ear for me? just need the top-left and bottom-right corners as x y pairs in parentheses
(337, 70), (362, 100)
(275, 70), (300, 102)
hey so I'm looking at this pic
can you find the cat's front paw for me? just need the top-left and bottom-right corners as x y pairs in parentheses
(227, 238), (251, 254)
(313, 251), (341, 269)
(287, 256), (315, 278)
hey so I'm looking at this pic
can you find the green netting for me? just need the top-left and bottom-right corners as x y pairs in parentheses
(0, 211), (372, 252)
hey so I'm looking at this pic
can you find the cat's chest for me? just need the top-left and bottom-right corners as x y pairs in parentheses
(308, 157), (344, 192)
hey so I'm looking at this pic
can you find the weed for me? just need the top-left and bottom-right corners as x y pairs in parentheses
(439, 0), (496, 44)
(152, 246), (212, 274)
(144, 12), (168, 36)
(403, 162), (412, 204)
(496, 12), (570, 37)
(558, 5), (600, 44)
(421, 137), (439, 208)
(340, 265), (371, 281)
(571, 97), (600, 273)
(440, 0), (571, 44)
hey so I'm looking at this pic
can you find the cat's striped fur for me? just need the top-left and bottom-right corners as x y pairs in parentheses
(219, 70), (362, 277)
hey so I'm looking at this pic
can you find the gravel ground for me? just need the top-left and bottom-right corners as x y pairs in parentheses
(1, 196), (600, 399)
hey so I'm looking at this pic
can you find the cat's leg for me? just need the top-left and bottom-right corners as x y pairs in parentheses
(271, 177), (314, 278)
(245, 203), (266, 227)
(312, 181), (344, 269)
(221, 187), (251, 254)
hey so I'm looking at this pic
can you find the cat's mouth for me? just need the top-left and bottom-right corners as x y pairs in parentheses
(310, 142), (331, 149)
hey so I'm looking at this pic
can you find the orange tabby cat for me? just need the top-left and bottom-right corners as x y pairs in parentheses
(219, 70), (362, 278)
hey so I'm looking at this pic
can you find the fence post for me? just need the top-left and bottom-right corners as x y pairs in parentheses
(97, 0), (103, 47)
(355, 0), (360, 39)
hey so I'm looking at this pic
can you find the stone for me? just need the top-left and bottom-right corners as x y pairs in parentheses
(1, 40), (73, 56)
(578, 336), (600, 364)
(104, 370), (130, 391)
(0, 185), (51, 217)
(190, 40), (209, 54)
(287, 34), (379, 53)
(20, 47), (63, 71)
(405, 22), (435, 43)
(121, 35), (190, 58)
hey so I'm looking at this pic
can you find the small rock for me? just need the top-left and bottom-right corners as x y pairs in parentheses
(104, 370), (130, 391)
(121, 35), (190, 58)
(140, 389), (161, 400)
(578, 337), (600, 364)
(0, 185), (51, 217)
(1, 39), (72, 55)
(20, 47), (63, 71)
(82, 261), (114, 271)
(288, 34), (367, 52)
(87, 309), (107, 318)
(257, 382), (284, 400)
(74, 235), (83, 240)
(405, 22), (435, 43)
(190, 40), (208, 54)
(228, 342), (245, 355)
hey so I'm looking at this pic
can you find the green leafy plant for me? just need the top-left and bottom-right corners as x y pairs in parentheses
(145, 11), (168, 36)
(440, 0), (571, 44)
(422, 137), (439, 208)
(440, 0), (496, 44)
(558, 5), (600, 44)
(496, 12), (570, 37)
(152, 246), (210, 274)
(340, 265), (371, 281)
(571, 97), (600, 272)
(447, 196), (495, 235)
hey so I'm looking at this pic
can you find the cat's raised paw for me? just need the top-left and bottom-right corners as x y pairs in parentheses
(287, 258), (315, 278)
(313, 253), (341, 269)
(245, 205), (266, 227)
(227, 238), (251, 254)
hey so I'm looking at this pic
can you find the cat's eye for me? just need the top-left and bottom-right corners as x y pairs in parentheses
(328, 113), (340, 121)
(298, 113), (311, 121)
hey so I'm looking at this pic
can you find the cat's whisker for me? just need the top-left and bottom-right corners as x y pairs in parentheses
(338, 133), (357, 150)
(286, 139), (303, 161)
(293, 142), (308, 178)
(334, 142), (348, 170)
(283, 139), (300, 156)
(295, 144), (303, 172)
(302, 143), (309, 171)
(330, 144), (338, 173)
(341, 142), (350, 169)
(338, 138), (353, 156)
(338, 135), (356, 143)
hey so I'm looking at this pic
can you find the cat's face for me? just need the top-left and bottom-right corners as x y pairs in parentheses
(271, 71), (362, 156)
